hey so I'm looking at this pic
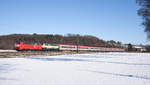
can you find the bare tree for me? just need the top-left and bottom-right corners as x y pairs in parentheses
(137, 0), (150, 38)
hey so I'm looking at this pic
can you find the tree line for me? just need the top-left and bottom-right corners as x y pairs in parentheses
(0, 34), (123, 49)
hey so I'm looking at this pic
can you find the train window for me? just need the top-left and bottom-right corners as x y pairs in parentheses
(16, 42), (20, 44)
(61, 46), (76, 48)
(44, 43), (58, 46)
(78, 47), (83, 49)
(79, 47), (88, 49)
(32, 42), (41, 45)
(23, 42), (32, 44)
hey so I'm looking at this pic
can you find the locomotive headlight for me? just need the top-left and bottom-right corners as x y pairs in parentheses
(15, 44), (20, 47)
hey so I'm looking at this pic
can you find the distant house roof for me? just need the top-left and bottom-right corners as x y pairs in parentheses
(133, 45), (145, 49)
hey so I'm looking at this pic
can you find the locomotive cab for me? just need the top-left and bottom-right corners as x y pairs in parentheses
(14, 42), (22, 51)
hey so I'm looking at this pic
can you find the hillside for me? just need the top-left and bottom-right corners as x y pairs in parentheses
(0, 34), (122, 49)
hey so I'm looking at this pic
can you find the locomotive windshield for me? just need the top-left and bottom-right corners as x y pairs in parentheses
(16, 42), (20, 44)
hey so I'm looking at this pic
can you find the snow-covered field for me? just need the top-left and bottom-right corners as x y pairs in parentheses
(0, 52), (150, 85)
(0, 50), (17, 52)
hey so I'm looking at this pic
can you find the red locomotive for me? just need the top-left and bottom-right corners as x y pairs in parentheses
(15, 42), (42, 51)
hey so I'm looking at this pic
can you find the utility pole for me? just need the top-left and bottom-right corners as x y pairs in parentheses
(76, 35), (79, 53)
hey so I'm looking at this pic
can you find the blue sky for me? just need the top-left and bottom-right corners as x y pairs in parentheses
(0, 0), (148, 44)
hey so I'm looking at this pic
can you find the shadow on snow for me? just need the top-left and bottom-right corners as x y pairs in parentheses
(0, 64), (15, 73)
(28, 57), (150, 66)
(94, 61), (150, 66)
(28, 57), (89, 62)
(86, 70), (150, 80)
(0, 77), (17, 80)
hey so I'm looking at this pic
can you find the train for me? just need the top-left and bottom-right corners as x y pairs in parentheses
(14, 42), (125, 52)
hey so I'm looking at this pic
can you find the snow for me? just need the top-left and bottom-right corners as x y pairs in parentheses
(0, 52), (150, 85)
(0, 50), (17, 52)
